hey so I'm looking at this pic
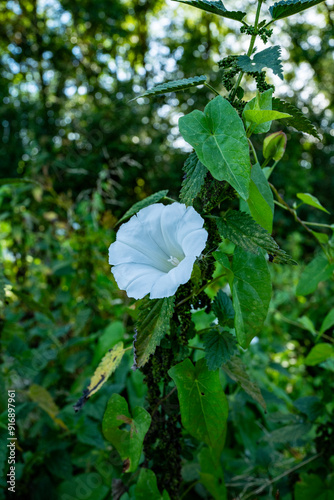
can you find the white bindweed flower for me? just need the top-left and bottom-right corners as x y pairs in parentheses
(108, 203), (208, 300)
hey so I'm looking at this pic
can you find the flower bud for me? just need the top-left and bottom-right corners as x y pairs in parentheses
(263, 131), (287, 161)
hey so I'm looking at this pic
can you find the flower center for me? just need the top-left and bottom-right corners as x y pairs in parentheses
(167, 255), (180, 267)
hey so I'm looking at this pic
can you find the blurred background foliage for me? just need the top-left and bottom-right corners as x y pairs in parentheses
(0, 0), (333, 498)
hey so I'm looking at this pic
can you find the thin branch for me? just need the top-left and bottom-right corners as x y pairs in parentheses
(150, 386), (177, 419)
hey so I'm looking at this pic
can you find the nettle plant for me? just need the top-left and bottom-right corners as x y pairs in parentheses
(75, 0), (334, 498)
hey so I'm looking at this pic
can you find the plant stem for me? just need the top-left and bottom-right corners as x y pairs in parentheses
(248, 138), (258, 164)
(301, 221), (333, 229)
(230, 0), (263, 102)
(204, 82), (220, 96)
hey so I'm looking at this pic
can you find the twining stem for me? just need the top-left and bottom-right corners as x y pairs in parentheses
(302, 221), (333, 229)
(248, 138), (258, 164)
(230, 0), (263, 102)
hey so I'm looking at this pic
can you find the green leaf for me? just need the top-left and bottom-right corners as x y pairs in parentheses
(73, 342), (125, 412)
(320, 308), (334, 334)
(172, 0), (246, 21)
(135, 296), (175, 367)
(199, 447), (227, 500)
(243, 110), (291, 131)
(272, 98), (320, 139)
(222, 355), (266, 409)
(263, 131), (287, 161)
(212, 289), (235, 323)
(0, 177), (40, 186)
(297, 193), (330, 214)
(238, 46), (284, 80)
(216, 210), (296, 264)
(263, 423), (312, 443)
(179, 96), (251, 200)
(102, 393), (151, 473)
(11, 288), (54, 321)
(269, 0), (325, 20)
(117, 190), (169, 225)
(296, 254), (334, 296)
(135, 469), (170, 500)
(247, 163), (274, 233)
(294, 396), (323, 421)
(295, 473), (334, 500)
(304, 343), (334, 366)
(180, 152), (207, 206)
(169, 358), (228, 457)
(131, 76), (207, 101)
(231, 246), (272, 348)
(243, 89), (273, 135)
(203, 328), (237, 370)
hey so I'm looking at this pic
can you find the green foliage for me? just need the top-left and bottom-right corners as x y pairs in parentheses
(212, 289), (235, 323)
(243, 109), (291, 131)
(131, 76), (207, 100)
(179, 96), (251, 200)
(199, 447), (227, 500)
(102, 393), (151, 473)
(237, 46), (284, 79)
(173, 0), (246, 21)
(296, 254), (334, 295)
(135, 469), (170, 499)
(222, 355), (267, 410)
(231, 246), (272, 348)
(247, 163), (275, 233)
(294, 473), (334, 499)
(179, 152), (207, 206)
(269, 0), (325, 20)
(169, 358), (228, 457)
(243, 89), (274, 135)
(272, 98), (320, 138)
(304, 343), (334, 366)
(135, 296), (175, 368)
(117, 190), (169, 225)
(320, 308), (334, 334)
(297, 192), (330, 213)
(203, 327), (237, 370)
(216, 210), (296, 264)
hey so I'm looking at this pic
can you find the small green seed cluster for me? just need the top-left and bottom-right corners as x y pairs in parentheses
(240, 25), (273, 44)
(249, 70), (275, 92)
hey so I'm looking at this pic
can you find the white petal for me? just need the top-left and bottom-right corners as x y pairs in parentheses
(176, 206), (206, 246)
(112, 263), (164, 300)
(109, 240), (171, 272)
(150, 255), (196, 299)
(181, 227), (208, 256)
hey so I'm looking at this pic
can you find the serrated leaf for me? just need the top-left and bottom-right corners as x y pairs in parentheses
(173, 0), (246, 21)
(238, 46), (284, 80)
(247, 163), (274, 233)
(243, 89), (273, 135)
(180, 152), (207, 206)
(231, 246), (272, 348)
(222, 355), (266, 409)
(216, 210), (297, 264)
(269, 0), (325, 20)
(102, 394), (151, 473)
(297, 193), (330, 214)
(272, 98), (320, 138)
(212, 289), (235, 323)
(169, 358), (228, 459)
(117, 190), (169, 225)
(73, 342), (125, 412)
(203, 328), (237, 370)
(131, 76), (207, 101)
(179, 96), (251, 200)
(135, 296), (175, 367)
(296, 254), (334, 296)
(304, 343), (334, 366)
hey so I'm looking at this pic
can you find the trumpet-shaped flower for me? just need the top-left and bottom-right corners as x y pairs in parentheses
(108, 203), (208, 299)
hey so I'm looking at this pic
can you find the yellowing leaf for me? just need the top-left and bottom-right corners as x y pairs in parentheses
(74, 342), (125, 412)
(28, 384), (68, 430)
